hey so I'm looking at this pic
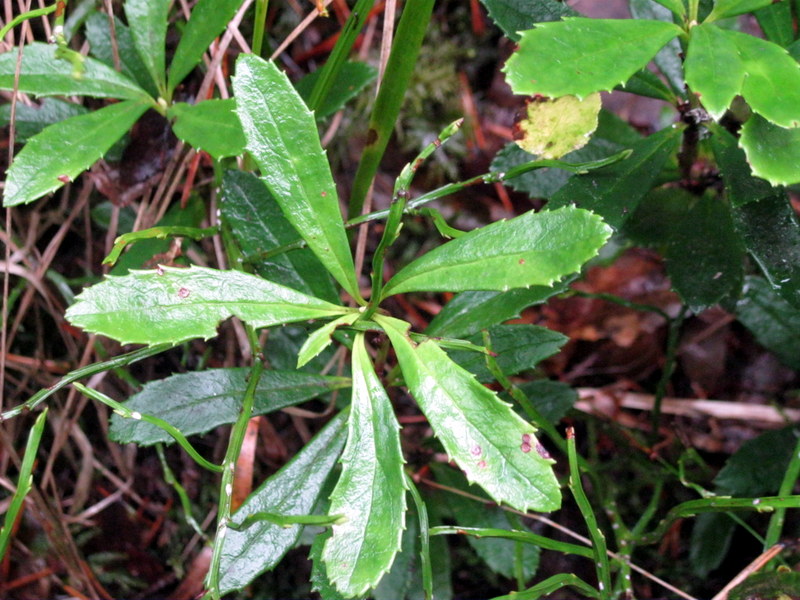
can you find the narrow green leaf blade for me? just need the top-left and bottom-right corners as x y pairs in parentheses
(322, 334), (407, 595)
(379, 316), (561, 513)
(0, 42), (152, 101)
(219, 411), (348, 594)
(65, 265), (350, 346)
(233, 55), (360, 300)
(739, 114), (800, 185)
(651, 0), (687, 17)
(685, 23), (745, 120)
(478, 0), (577, 42)
(549, 125), (683, 229)
(4, 100), (148, 207)
(168, 0), (245, 93)
(123, 0), (169, 94)
(168, 100), (246, 159)
(706, 0), (774, 21)
(295, 61), (377, 120)
(297, 313), (359, 368)
(382, 207), (611, 297)
(729, 30), (800, 128)
(220, 170), (339, 303)
(110, 368), (351, 445)
(504, 19), (682, 99)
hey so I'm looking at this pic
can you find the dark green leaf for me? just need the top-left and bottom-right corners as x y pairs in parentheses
(379, 316), (561, 513)
(425, 283), (571, 339)
(296, 61), (377, 120)
(685, 23), (745, 120)
(65, 265), (351, 345)
(629, 0), (685, 93)
(220, 170), (339, 303)
(732, 195), (800, 308)
(754, 1), (794, 47)
(431, 464), (540, 581)
(123, 0), (169, 95)
(690, 513), (735, 577)
(233, 55), (360, 300)
(322, 334), (407, 595)
(448, 324), (567, 383)
(715, 426), (798, 495)
(265, 325), (341, 373)
(619, 68), (677, 102)
(0, 97), (87, 143)
(310, 531), (348, 600)
(110, 368), (350, 445)
(0, 42), (152, 102)
(730, 571), (800, 600)
(514, 380), (577, 424)
(739, 114), (800, 186)
(736, 276), (800, 369)
(218, 411), (348, 593)
(706, 0), (775, 21)
(478, 0), (577, 42)
(168, 0), (245, 93)
(649, 0), (687, 17)
(168, 100), (246, 159)
(711, 125), (774, 206)
(549, 125), (682, 229)
(504, 19), (682, 99)
(85, 13), (158, 97)
(3, 99), (149, 207)
(382, 207), (611, 297)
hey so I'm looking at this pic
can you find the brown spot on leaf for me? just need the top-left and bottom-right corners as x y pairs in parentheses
(366, 128), (378, 145)
(178, 287), (190, 298)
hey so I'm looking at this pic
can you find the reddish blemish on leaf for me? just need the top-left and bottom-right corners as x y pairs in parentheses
(522, 433), (531, 444)
(535, 442), (551, 459)
(521, 442), (532, 453)
(156, 265), (165, 275)
(57, 174), (71, 183)
(478, 460), (487, 468)
(471, 445), (482, 456)
(320, 191), (327, 197)
(178, 287), (190, 298)
(519, 258), (525, 265)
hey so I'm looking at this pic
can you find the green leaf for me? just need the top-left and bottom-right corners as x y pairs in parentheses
(218, 411), (348, 594)
(266, 326), (341, 373)
(310, 531), (348, 600)
(690, 513), (735, 577)
(514, 94), (601, 159)
(297, 313), (359, 369)
(711, 125), (774, 206)
(0, 42), (152, 102)
(0, 97), (87, 143)
(478, 0), (577, 42)
(168, 0), (245, 94)
(168, 100), (246, 159)
(322, 334), (407, 596)
(685, 23), (745, 120)
(549, 125), (682, 229)
(706, 0), (774, 21)
(233, 55), (360, 301)
(378, 316), (561, 513)
(732, 194), (800, 308)
(85, 13), (159, 97)
(514, 380), (577, 424)
(736, 276), (800, 369)
(504, 19), (682, 99)
(619, 67), (678, 102)
(123, 0), (169, 95)
(431, 464), (540, 581)
(650, 0), (687, 17)
(425, 284), (571, 339)
(629, 0), (685, 94)
(754, 1), (794, 47)
(448, 324), (567, 383)
(739, 114), (800, 185)
(220, 170), (339, 303)
(715, 426), (798, 494)
(110, 368), (351, 445)
(65, 265), (350, 346)
(382, 207), (611, 297)
(295, 61), (377, 120)
(729, 30), (800, 128)
(3, 99), (149, 207)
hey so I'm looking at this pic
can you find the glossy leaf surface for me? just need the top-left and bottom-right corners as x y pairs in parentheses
(169, 100), (246, 159)
(685, 24), (745, 120)
(4, 100), (148, 207)
(297, 313), (359, 368)
(296, 61), (377, 120)
(711, 125), (774, 206)
(218, 412), (347, 593)
(426, 283), (571, 339)
(110, 368), (351, 445)
(739, 115), (800, 185)
(737, 277), (800, 369)
(379, 316), (561, 513)
(504, 19), (682, 99)
(706, 0), (774, 21)
(0, 42), (152, 102)
(65, 265), (350, 345)
(479, 0), (576, 41)
(448, 324), (567, 383)
(629, 0), (685, 94)
(732, 194), (800, 308)
(123, 0), (169, 94)
(650, 0), (687, 17)
(382, 207), (611, 297)
(549, 125), (682, 229)
(515, 380), (577, 424)
(0, 98), (86, 143)
(322, 334), (407, 595)
(754, 1), (794, 47)
(233, 55), (360, 300)
(220, 170), (339, 302)
(168, 0), (245, 93)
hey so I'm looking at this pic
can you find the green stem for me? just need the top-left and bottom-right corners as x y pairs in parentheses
(205, 354), (265, 599)
(0, 4), (57, 40)
(429, 525), (594, 558)
(156, 443), (208, 539)
(251, 0), (269, 57)
(228, 511), (344, 530)
(103, 225), (219, 266)
(652, 306), (687, 436)
(764, 433), (800, 549)
(406, 474), (433, 600)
